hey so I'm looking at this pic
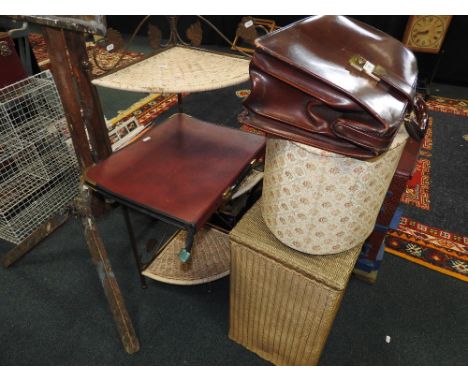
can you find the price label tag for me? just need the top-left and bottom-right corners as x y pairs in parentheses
(106, 43), (114, 52)
(244, 20), (254, 28)
(363, 60), (375, 74)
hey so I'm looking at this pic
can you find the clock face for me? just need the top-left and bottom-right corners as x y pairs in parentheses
(411, 16), (445, 48)
(403, 16), (452, 54)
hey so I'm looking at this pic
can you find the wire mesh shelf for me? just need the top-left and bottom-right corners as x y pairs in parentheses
(0, 71), (80, 244)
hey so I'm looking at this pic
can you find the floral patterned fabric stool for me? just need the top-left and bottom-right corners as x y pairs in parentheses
(261, 126), (409, 255)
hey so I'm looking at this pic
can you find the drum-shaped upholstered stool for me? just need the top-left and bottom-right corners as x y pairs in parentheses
(261, 126), (409, 255)
(229, 200), (362, 365)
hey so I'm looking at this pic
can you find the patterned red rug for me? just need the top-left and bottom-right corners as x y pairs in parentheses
(107, 93), (179, 149)
(388, 96), (468, 282)
(123, 94), (179, 127)
(400, 118), (433, 210)
(426, 96), (468, 117)
(29, 32), (179, 149)
(28, 33), (144, 78)
(386, 217), (468, 282)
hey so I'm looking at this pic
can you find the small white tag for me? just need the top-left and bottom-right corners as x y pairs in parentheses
(143, 137), (151, 142)
(106, 43), (114, 52)
(385, 335), (391, 343)
(363, 60), (375, 74)
(244, 20), (254, 28)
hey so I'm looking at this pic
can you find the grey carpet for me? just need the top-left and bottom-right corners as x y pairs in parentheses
(0, 42), (467, 365)
(399, 110), (468, 234)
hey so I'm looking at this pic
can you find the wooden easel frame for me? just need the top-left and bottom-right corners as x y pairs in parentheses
(1, 17), (140, 354)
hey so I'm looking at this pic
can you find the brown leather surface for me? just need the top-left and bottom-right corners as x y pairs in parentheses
(241, 15), (428, 159)
(243, 64), (398, 158)
(254, 16), (417, 124)
(0, 36), (27, 88)
(85, 114), (265, 229)
(395, 137), (422, 177)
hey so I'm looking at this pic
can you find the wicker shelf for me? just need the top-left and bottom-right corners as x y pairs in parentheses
(92, 46), (250, 93)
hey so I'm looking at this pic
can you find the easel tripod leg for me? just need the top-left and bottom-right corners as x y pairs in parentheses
(77, 190), (140, 354)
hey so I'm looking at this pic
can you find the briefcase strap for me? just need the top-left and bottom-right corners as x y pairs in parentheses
(404, 95), (429, 140)
(349, 54), (428, 141)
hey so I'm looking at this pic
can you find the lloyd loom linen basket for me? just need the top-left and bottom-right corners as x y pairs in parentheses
(229, 201), (362, 365)
(261, 126), (409, 255)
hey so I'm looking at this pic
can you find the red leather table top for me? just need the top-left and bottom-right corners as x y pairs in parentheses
(85, 113), (265, 229)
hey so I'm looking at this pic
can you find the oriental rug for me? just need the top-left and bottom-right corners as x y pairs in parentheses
(399, 118), (433, 210)
(28, 33), (144, 78)
(107, 93), (180, 149)
(426, 95), (468, 117)
(29, 33), (179, 149)
(386, 217), (468, 282)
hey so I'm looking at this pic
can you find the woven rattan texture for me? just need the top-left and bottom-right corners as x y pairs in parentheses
(92, 46), (250, 93)
(229, 201), (361, 365)
(142, 227), (230, 285)
(229, 241), (345, 365)
(229, 201), (362, 291)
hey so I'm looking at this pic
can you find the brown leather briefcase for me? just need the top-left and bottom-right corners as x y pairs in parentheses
(240, 16), (429, 159)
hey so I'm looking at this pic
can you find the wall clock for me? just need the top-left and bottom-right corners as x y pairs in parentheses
(402, 16), (452, 54)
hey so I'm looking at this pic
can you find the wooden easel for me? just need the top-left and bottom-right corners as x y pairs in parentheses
(2, 17), (140, 354)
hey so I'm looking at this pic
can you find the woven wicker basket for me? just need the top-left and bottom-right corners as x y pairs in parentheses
(262, 126), (409, 254)
(142, 227), (230, 286)
(229, 201), (361, 365)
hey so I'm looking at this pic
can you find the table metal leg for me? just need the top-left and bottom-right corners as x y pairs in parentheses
(122, 205), (148, 289)
(177, 93), (183, 113)
(178, 226), (195, 263)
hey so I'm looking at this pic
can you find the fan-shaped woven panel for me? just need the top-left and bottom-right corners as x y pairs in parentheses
(92, 46), (250, 93)
(142, 227), (230, 285)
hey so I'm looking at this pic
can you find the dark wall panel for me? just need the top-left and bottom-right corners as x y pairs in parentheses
(107, 15), (468, 86)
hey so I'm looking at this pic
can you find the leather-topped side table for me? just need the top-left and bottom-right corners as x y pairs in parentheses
(80, 43), (263, 352)
(85, 113), (265, 269)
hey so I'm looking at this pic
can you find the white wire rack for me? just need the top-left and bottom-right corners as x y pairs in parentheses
(0, 70), (80, 244)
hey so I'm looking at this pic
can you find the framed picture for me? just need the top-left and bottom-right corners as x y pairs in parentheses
(107, 116), (145, 151)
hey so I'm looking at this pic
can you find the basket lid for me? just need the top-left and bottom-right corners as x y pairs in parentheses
(230, 200), (361, 291)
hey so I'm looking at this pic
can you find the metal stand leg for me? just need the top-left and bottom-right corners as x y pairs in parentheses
(177, 93), (183, 113)
(425, 49), (445, 99)
(76, 188), (140, 354)
(122, 206), (148, 289)
(178, 226), (195, 263)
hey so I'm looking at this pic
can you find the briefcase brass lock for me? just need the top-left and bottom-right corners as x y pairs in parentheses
(349, 54), (386, 82)
(0, 41), (12, 57)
